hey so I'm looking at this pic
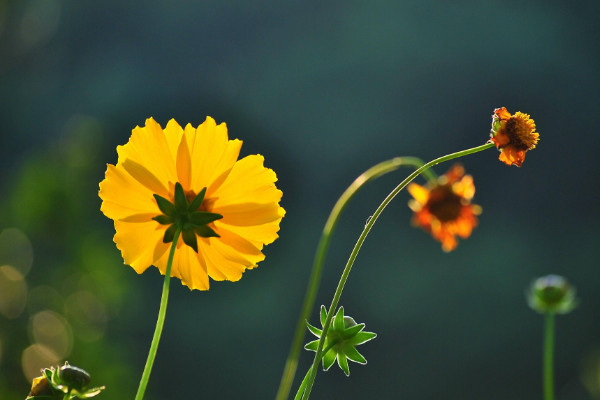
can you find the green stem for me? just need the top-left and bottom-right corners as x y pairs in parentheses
(276, 157), (433, 400)
(544, 313), (555, 400)
(301, 141), (494, 399)
(293, 342), (338, 400)
(135, 228), (181, 400)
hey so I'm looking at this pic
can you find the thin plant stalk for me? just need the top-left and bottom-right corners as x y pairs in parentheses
(276, 157), (435, 400)
(301, 141), (495, 399)
(544, 313), (555, 400)
(293, 341), (338, 400)
(135, 228), (181, 400)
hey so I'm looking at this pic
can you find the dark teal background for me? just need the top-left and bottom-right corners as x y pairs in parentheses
(1, 1), (600, 399)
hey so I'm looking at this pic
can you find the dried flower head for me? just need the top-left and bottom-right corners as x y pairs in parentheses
(408, 164), (481, 252)
(490, 107), (539, 167)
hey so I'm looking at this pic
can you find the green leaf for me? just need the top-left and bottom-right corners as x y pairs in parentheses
(174, 182), (188, 210)
(188, 187), (207, 211)
(154, 194), (175, 216)
(189, 211), (222, 226)
(322, 350), (336, 371)
(337, 354), (350, 376)
(304, 340), (319, 351)
(320, 305), (327, 327)
(194, 225), (220, 238)
(350, 331), (377, 345)
(333, 307), (345, 331)
(152, 215), (173, 225)
(342, 323), (364, 339)
(182, 229), (198, 252)
(306, 321), (322, 337)
(345, 346), (367, 364)
(163, 224), (178, 243)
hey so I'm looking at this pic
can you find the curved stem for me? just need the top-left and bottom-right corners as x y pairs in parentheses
(293, 341), (338, 400)
(135, 228), (181, 400)
(276, 157), (433, 400)
(301, 141), (494, 399)
(544, 313), (555, 400)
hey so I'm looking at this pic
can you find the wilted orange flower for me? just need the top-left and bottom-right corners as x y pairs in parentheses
(407, 165), (481, 252)
(99, 117), (285, 290)
(490, 107), (539, 167)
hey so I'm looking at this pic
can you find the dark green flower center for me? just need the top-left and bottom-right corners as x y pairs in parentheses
(152, 182), (223, 253)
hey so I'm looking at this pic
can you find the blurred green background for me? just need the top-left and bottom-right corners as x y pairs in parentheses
(1, 1), (600, 399)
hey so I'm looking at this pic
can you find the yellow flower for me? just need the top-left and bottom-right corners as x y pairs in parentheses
(407, 164), (480, 252)
(490, 107), (539, 167)
(99, 117), (285, 290)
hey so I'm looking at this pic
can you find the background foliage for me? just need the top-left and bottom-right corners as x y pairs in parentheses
(1, 1), (600, 399)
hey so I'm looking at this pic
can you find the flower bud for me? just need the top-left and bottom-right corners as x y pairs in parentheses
(527, 275), (577, 314)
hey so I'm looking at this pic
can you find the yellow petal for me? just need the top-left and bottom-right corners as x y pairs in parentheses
(116, 118), (178, 189)
(99, 164), (160, 220)
(213, 155), (283, 206)
(188, 117), (242, 195)
(201, 239), (249, 282)
(407, 183), (429, 205)
(155, 242), (209, 291)
(113, 220), (167, 273)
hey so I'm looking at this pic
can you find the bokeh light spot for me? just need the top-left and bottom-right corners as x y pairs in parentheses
(0, 265), (28, 319)
(0, 228), (34, 277)
(66, 291), (108, 342)
(27, 285), (64, 315)
(21, 343), (60, 383)
(29, 310), (72, 360)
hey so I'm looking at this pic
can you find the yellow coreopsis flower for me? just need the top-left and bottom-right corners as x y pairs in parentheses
(99, 117), (285, 290)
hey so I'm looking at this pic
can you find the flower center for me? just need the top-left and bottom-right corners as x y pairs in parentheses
(152, 182), (223, 252)
(426, 185), (462, 222)
(504, 117), (535, 150)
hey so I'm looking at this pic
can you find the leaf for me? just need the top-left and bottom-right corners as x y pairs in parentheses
(344, 346), (367, 364)
(306, 321), (322, 337)
(188, 187), (207, 211)
(320, 305), (327, 327)
(333, 307), (345, 331)
(174, 182), (188, 210)
(189, 211), (223, 226)
(194, 225), (220, 238)
(182, 229), (199, 253)
(154, 194), (175, 216)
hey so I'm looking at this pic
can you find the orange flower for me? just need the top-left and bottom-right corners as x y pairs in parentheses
(407, 165), (481, 252)
(490, 107), (539, 167)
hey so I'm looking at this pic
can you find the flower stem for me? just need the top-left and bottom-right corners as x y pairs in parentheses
(276, 157), (433, 400)
(544, 313), (555, 400)
(301, 141), (495, 399)
(135, 228), (181, 400)
(293, 342), (338, 400)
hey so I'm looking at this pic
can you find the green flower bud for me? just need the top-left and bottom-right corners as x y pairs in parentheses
(527, 275), (577, 314)
(27, 362), (105, 399)
(305, 305), (376, 376)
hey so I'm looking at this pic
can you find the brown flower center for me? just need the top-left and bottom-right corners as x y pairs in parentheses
(426, 185), (462, 222)
(504, 117), (536, 150)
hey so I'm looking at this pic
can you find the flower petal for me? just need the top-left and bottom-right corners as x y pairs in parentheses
(113, 220), (166, 273)
(189, 117), (242, 195)
(99, 164), (159, 221)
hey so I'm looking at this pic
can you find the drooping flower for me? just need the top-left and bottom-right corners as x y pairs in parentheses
(490, 107), (540, 167)
(305, 305), (376, 376)
(407, 164), (480, 252)
(99, 117), (285, 290)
